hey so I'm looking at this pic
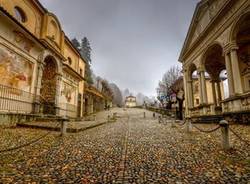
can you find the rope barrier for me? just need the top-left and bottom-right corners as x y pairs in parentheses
(229, 127), (250, 147)
(192, 124), (221, 133)
(0, 122), (60, 154)
(176, 120), (186, 126)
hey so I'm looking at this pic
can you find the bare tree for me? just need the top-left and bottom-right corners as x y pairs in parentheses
(156, 65), (181, 109)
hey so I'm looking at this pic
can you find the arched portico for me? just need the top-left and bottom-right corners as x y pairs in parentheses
(40, 55), (60, 115)
(230, 12), (250, 93)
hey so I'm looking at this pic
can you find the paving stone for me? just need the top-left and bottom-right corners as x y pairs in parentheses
(0, 108), (249, 183)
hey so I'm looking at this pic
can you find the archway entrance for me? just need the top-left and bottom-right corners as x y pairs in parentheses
(204, 44), (226, 109)
(235, 13), (250, 92)
(40, 56), (57, 115)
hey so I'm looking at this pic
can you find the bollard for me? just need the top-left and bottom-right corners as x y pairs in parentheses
(60, 119), (67, 136)
(186, 119), (192, 133)
(158, 115), (162, 123)
(171, 121), (175, 128)
(219, 120), (230, 150)
(143, 112), (146, 118)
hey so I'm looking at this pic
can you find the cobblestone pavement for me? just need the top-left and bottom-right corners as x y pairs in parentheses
(0, 108), (250, 183)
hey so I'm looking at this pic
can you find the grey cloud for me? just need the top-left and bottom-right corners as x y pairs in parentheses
(40, 0), (198, 96)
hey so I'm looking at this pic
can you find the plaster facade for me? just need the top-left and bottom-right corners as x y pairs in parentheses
(0, 0), (86, 120)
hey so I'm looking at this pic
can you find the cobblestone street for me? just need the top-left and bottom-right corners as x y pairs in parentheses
(0, 108), (250, 183)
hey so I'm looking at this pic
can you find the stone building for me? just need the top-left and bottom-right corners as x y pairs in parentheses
(0, 0), (87, 125)
(125, 96), (137, 108)
(179, 0), (250, 123)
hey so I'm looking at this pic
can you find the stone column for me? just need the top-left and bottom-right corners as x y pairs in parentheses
(187, 80), (194, 108)
(197, 72), (203, 104)
(200, 70), (208, 104)
(224, 53), (235, 96)
(211, 80), (217, 106)
(230, 47), (243, 94)
(183, 71), (190, 117)
(216, 80), (222, 104)
(55, 73), (62, 116)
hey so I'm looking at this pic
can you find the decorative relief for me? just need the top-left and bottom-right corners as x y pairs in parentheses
(13, 31), (34, 52)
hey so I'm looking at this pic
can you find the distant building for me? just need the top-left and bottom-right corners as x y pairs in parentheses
(125, 96), (137, 108)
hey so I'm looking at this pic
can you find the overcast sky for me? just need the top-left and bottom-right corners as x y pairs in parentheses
(40, 0), (198, 97)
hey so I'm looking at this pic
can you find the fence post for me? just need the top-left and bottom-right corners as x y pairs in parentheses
(219, 120), (230, 150)
(60, 119), (68, 136)
(143, 112), (146, 118)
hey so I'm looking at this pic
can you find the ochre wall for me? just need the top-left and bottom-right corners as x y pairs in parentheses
(0, 0), (43, 37)
(0, 0), (85, 75)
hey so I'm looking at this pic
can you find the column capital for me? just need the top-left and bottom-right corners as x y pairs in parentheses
(223, 42), (239, 55)
(197, 66), (205, 73)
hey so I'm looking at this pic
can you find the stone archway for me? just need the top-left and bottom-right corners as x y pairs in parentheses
(40, 56), (58, 115)
(233, 13), (250, 92)
(203, 44), (226, 108)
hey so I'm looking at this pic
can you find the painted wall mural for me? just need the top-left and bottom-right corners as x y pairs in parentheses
(0, 46), (33, 92)
(61, 82), (76, 103)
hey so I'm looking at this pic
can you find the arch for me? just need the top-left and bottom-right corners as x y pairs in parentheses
(42, 51), (62, 74)
(14, 6), (27, 23)
(40, 55), (58, 115)
(230, 10), (250, 42)
(47, 12), (63, 31)
(49, 20), (58, 39)
(231, 11), (250, 92)
(202, 43), (225, 79)
(200, 41), (224, 66)
(187, 63), (197, 80)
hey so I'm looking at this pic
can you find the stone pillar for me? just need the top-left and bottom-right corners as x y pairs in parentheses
(200, 70), (208, 104)
(224, 53), (235, 96)
(55, 73), (62, 116)
(187, 80), (194, 108)
(211, 80), (217, 106)
(33, 61), (45, 114)
(230, 48), (243, 94)
(197, 72), (203, 104)
(183, 70), (190, 117)
(216, 80), (222, 104)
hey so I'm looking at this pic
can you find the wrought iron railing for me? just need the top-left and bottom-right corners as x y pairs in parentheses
(0, 84), (35, 113)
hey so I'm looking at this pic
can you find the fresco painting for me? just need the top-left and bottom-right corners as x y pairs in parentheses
(0, 46), (33, 93)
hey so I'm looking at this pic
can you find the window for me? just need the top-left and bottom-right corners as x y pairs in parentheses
(14, 7), (27, 23)
(196, 99), (199, 105)
(80, 68), (83, 75)
(68, 57), (72, 65)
